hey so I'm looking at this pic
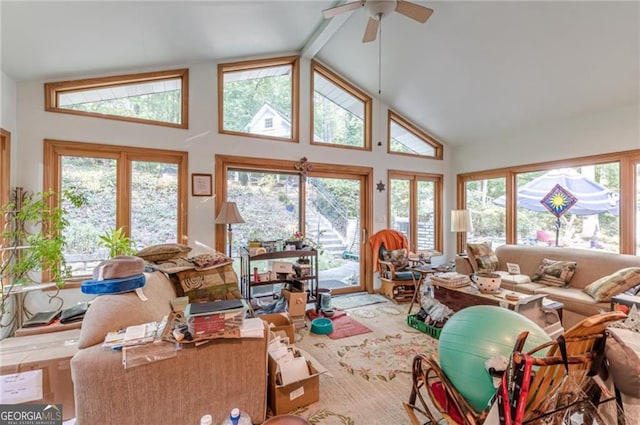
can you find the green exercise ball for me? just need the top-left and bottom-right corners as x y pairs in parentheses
(438, 306), (551, 413)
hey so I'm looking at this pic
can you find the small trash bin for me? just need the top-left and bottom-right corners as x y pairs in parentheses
(317, 288), (332, 311)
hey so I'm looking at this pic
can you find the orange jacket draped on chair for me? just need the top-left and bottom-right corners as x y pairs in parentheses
(369, 229), (410, 272)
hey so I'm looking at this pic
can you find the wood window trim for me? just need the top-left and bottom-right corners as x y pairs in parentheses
(214, 154), (374, 291)
(44, 68), (189, 129)
(1, 129), (10, 211)
(387, 170), (443, 254)
(387, 109), (443, 160)
(310, 60), (373, 151)
(218, 55), (300, 143)
(43, 139), (189, 280)
(0, 129), (10, 286)
(456, 149), (640, 254)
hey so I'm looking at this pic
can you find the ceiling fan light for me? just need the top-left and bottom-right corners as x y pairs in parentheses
(366, 0), (397, 19)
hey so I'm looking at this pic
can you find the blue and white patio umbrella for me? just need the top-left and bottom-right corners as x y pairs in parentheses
(493, 168), (618, 246)
(493, 168), (619, 216)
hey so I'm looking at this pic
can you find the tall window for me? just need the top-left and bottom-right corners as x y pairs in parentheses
(514, 166), (619, 252)
(463, 175), (507, 250)
(388, 110), (443, 159)
(311, 61), (372, 150)
(219, 56), (299, 142)
(458, 150), (640, 255)
(44, 69), (189, 128)
(388, 171), (443, 254)
(44, 140), (188, 276)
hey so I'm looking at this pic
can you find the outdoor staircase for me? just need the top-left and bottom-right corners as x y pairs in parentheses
(305, 207), (348, 258)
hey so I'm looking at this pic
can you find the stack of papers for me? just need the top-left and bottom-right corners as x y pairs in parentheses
(239, 317), (265, 338)
(268, 338), (310, 385)
(103, 316), (167, 350)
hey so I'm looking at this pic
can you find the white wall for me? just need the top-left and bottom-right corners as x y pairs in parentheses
(14, 59), (640, 266)
(1, 71), (18, 184)
(452, 103), (640, 174)
(15, 58), (451, 253)
(6, 58), (639, 328)
(1, 72), (18, 338)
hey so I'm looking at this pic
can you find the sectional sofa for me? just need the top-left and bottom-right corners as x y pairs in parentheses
(70, 271), (268, 425)
(456, 244), (640, 328)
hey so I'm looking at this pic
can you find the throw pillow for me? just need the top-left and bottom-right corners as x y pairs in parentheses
(135, 243), (192, 262)
(382, 248), (409, 269)
(189, 251), (232, 271)
(466, 242), (499, 273)
(604, 328), (640, 397)
(531, 258), (577, 287)
(583, 267), (640, 302)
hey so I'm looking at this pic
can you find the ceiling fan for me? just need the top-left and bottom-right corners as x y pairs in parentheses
(322, 0), (433, 43)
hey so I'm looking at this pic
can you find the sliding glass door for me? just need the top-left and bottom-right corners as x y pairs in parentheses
(305, 175), (364, 295)
(226, 170), (301, 254)
(218, 156), (371, 296)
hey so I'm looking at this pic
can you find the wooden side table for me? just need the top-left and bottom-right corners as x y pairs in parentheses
(407, 266), (437, 314)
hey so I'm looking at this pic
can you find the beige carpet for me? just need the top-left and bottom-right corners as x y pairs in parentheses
(287, 303), (439, 425)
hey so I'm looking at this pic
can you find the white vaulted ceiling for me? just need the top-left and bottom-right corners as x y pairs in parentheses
(1, 1), (638, 147)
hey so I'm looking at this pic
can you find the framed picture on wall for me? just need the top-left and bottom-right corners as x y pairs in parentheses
(192, 173), (212, 197)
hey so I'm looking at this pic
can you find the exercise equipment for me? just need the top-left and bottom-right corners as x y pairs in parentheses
(438, 306), (551, 412)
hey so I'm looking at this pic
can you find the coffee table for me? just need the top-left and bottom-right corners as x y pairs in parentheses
(431, 282), (563, 320)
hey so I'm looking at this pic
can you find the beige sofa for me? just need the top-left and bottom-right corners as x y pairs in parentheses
(456, 245), (640, 328)
(71, 271), (268, 425)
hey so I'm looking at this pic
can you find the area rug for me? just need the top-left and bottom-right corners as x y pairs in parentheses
(330, 293), (390, 310)
(306, 309), (372, 340)
(328, 314), (372, 340)
(288, 303), (439, 424)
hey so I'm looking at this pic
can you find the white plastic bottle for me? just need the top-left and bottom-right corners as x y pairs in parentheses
(200, 414), (214, 425)
(220, 408), (251, 425)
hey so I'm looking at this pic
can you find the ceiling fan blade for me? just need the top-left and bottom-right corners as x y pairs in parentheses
(395, 0), (433, 23)
(362, 17), (379, 43)
(323, 0), (365, 19)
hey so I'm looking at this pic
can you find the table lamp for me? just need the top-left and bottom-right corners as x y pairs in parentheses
(451, 209), (473, 255)
(215, 202), (245, 257)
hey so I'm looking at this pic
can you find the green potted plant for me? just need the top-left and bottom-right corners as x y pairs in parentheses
(0, 187), (86, 290)
(98, 227), (136, 258)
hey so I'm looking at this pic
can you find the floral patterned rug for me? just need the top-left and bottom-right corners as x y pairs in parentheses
(288, 302), (439, 424)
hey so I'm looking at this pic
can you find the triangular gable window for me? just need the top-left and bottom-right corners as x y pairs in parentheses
(388, 110), (443, 159)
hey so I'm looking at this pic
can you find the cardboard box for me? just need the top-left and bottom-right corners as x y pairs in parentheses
(282, 289), (308, 317)
(269, 260), (294, 274)
(611, 293), (640, 314)
(268, 349), (321, 415)
(260, 313), (295, 343)
(0, 328), (80, 420)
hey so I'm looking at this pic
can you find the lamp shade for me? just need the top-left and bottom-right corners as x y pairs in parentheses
(451, 210), (473, 233)
(215, 202), (245, 225)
